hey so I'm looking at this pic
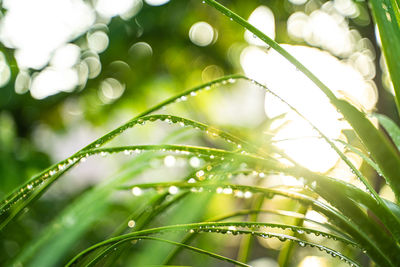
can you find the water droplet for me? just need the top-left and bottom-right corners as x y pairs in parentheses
(258, 172), (265, 178)
(235, 190), (244, 198)
(189, 157), (201, 168)
(124, 150), (132, 155)
(228, 226), (236, 231)
(27, 184), (33, 190)
(244, 191), (253, 198)
(299, 241), (306, 247)
(205, 85), (211, 90)
(196, 170), (205, 178)
(190, 91), (197, 96)
(128, 220), (136, 228)
(168, 186), (178, 195)
(216, 187), (223, 194)
(386, 12), (392, 21)
(297, 229), (304, 234)
(164, 155), (176, 167)
(310, 181), (317, 189)
(181, 96), (187, 101)
(210, 155), (215, 159)
(188, 178), (196, 183)
(278, 235), (287, 242)
(223, 187), (233, 194)
(132, 187), (142, 196)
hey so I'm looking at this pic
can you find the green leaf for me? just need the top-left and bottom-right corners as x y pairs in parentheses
(83, 236), (251, 267)
(66, 222), (360, 267)
(369, 0), (400, 112)
(374, 113), (400, 151)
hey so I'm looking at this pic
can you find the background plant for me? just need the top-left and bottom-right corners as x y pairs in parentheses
(1, 0), (400, 266)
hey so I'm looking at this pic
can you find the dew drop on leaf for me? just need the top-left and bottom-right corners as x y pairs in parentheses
(168, 186), (179, 195)
(128, 220), (136, 228)
(132, 187), (142, 196)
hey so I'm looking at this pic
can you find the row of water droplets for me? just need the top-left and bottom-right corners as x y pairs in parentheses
(120, 217), (360, 266)
(176, 222), (359, 267)
(87, 76), (239, 151)
(190, 220), (356, 247)
(130, 180), (279, 206)
(128, 154), (277, 198)
(0, 156), (82, 215)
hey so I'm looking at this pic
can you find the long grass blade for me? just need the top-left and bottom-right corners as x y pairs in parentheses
(369, 0), (400, 112)
(67, 222), (360, 267)
(374, 113), (400, 151)
(83, 236), (250, 267)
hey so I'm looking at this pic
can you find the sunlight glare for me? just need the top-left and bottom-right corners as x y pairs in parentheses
(241, 44), (377, 172)
(189, 22), (216, 47)
(0, 0), (95, 69)
(50, 44), (80, 69)
(299, 256), (328, 267)
(95, 0), (141, 18)
(144, 0), (170, 6)
(244, 6), (275, 47)
(333, 0), (359, 18)
(98, 78), (125, 104)
(289, 0), (308, 5)
(14, 70), (31, 94)
(30, 68), (78, 99)
(87, 31), (109, 54)
(0, 52), (11, 87)
(287, 7), (356, 57)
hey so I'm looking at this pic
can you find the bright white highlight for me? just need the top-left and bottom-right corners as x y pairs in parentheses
(30, 68), (78, 99)
(145, 0), (170, 6)
(95, 0), (141, 18)
(0, 0), (95, 69)
(189, 22), (215, 47)
(241, 45), (377, 173)
(244, 6), (275, 47)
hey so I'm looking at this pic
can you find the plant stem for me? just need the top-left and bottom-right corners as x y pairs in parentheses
(278, 205), (308, 267)
(237, 193), (264, 263)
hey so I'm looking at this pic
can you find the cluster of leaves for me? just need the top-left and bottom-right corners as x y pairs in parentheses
(1, 0), (400, 266)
